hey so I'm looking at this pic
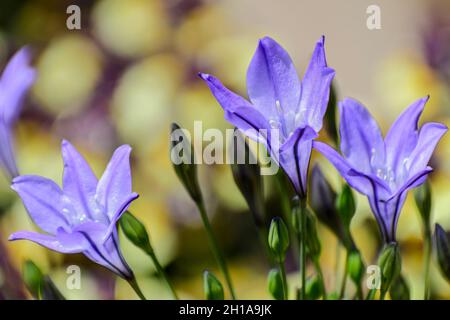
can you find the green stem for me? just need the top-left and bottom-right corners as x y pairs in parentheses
(197, 201), (236, 299)
(366, 288), (376, 300)
(146, 249), (178, 300)
(299, 198), (307, 300)
(127, 277), (147, 300)
(423, 228), (432, 300)
(339, 251), (349, 299)
(313, 257), (327, 299)
(279, 262), (288, 300)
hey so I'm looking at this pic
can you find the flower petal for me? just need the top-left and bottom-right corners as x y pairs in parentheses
(339, 98), (385, 174)
(0, 47), (36, 124)
(96, 145), (133, 220)
(198, 73), (252, 112)
(224, 106), (271, 144)
(277, 126), (317, 196)
(385, 96), (428, 173)
(11, 175), (72, 233)
(61, 140), (103, 222)
(0, 121), (18, 178)
(74, 222), (132, 279)
(313, 141), (390, 197)
(246, 37), (301, 118)
(407, 122), (448, 175)
(298, 36), (335, 131)
(8, 229), (85, 254)
(103, 192), (139, 240)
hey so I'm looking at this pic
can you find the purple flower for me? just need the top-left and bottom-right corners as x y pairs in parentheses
(9, 140), (139, 279)
(0, 47), (36, 179)
(314, 97), (447, 243)
(200, 36), (335, 197)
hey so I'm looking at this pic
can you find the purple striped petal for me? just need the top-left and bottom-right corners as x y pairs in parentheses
(385, 96), (428, 174)
(198, 73), (252, 112)
(298, 36), (335, 131)
(339, 98), (385, 174)
(61, 140), (104, 222)
(97, 145), (133, 220)
(278, 126), (317, 196)
(246, 37), (301, 118)
(9, 229), (86, 253)
(11, 175), (72, 233)
(407, 122), (447, 175)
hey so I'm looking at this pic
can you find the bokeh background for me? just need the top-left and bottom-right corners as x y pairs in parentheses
(0, 0), (449, 299)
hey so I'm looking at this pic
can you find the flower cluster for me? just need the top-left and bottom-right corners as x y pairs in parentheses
(1, 32), (448, 301)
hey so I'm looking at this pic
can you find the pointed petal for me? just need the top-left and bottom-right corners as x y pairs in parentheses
(103, 192), (139, 240)
(224, 106), (271, 144)
(339, 98), (385, 173)
(407, 122), (447, 174)
(74, 222), (132, 279)
(0, 47), (36, 124)
(11, 175), (72, 233)
(0, 121), (18, 178)
(198, 73), (252, 112)
(8, 230), (85, 254)
(385, 96), (428, 173)
(313, 141), (390, 197)
(61, 140), (103, 222)
(277, 126), (317, 196)
(246, 37), (301, 118)
(97, 145), (133, 220)
(298, 36), (335, 131)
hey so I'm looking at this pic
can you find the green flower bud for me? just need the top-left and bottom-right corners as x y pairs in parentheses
(23, 260), (44, 299)
(230, 130), (265, 227)
(336, 184), (356, 228)
(434, 224), (450, 281)
(347, 250), (365, 284)
(389, 274), (410, 300)
(119, 211), (153, 255)
(170, 123), (203, 203)
(203, 271), (224, 300)
(40, 276), (65, 300)
(310, 166), (354, 250)
(23, 260), (65, 300)
(414, 181), (432, 226)
(268, 217), (290, 262)
(267, 268), (284, 300)
(378, 243), (402, 297)
(305, 210), (321, 259)
(305, 274), (324, 300)
(291, 196), (301, 234)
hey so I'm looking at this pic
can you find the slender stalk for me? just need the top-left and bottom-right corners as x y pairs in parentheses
(313, 258), (327, 299)
(299, 198), (307, 300)
(339, 251), (349, 299)
(197, 201), (236, 299)
(356, 281), (363, 300)
(146, 249), (179, 300)
(423, 228), (432, 300)
(127, 277), (147, 300)
(279, 262), (288, 300)
(366, 288), (376, 300)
